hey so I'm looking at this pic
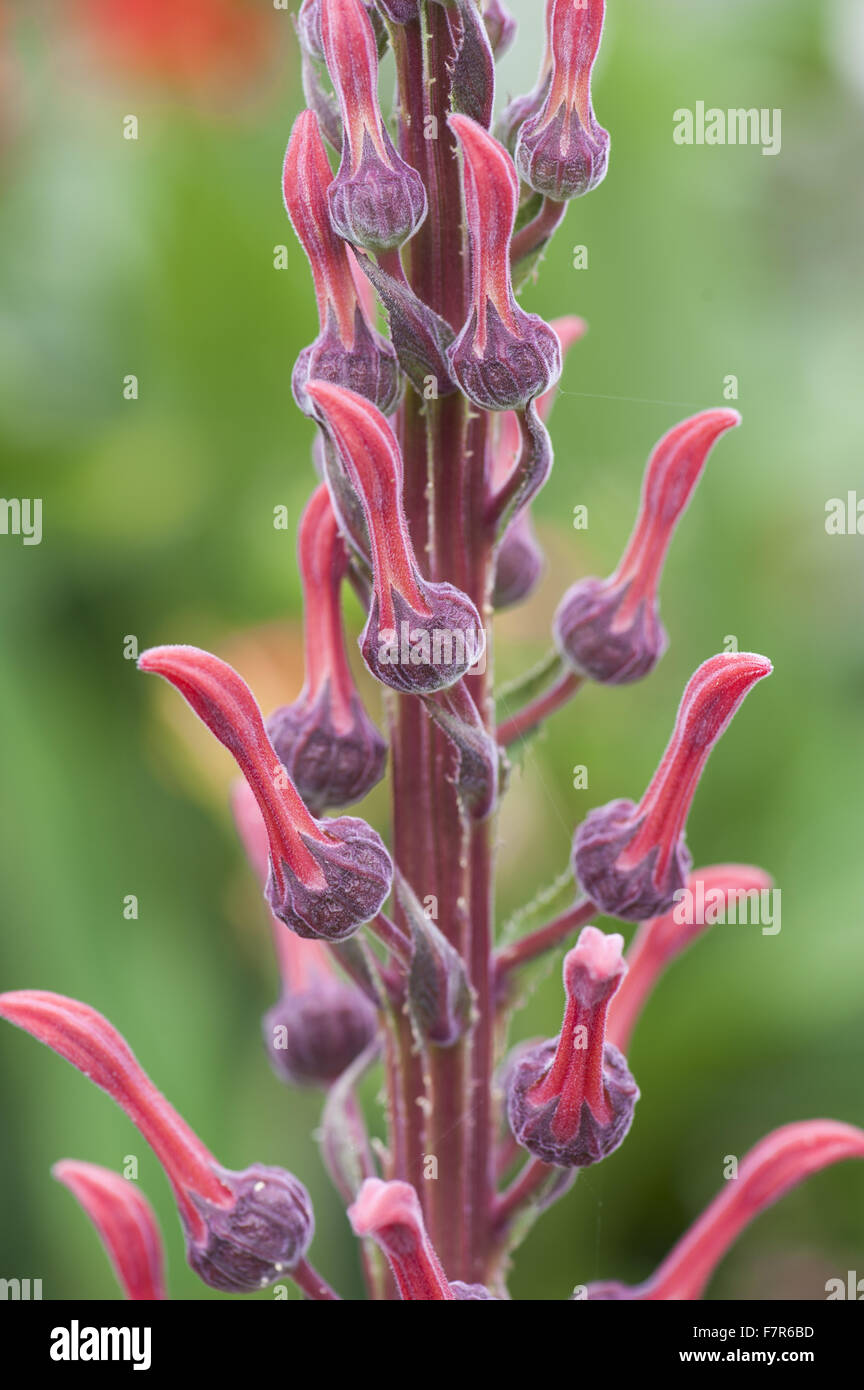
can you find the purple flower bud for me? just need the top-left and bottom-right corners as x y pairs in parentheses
(263, 980), (378, 1089)
(305, 380), (486, 695)
(283, 112), (401, 418)
(232, 780), (380, 1089)
(493, 511), (545, 609)
(321, 0), (427, 251)
(447, 114), (561, 411)
(506, 928), (638, 1168)
(554, 410), (741, 684)
(187, 1164), (314, 1294)
(484, 0), (517, 59)
(514, 0), (609, 201)
(265, 485), (386, 814)
(138, 645), (393, 942)
(573, 653), (772, 921)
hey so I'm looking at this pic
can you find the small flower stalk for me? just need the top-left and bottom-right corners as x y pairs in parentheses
(573, 653), (772, 920)
(507, 927), (638, 1168)
(554, 409), (741, 684)
(514, 0), (609, 202)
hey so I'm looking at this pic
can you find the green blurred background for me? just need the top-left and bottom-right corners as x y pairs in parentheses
(1, 0), (862, 1301)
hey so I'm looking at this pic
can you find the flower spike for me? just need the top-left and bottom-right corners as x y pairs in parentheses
(306, 380), (486, 694)
(266, 484), (387, 815)
(138, 645), (392, 941)
(554, 409), (741, 684)
(52, 1160), (167, 1301)
(606, 863), (774, 1053)
(0, 992), (314, 1293)
(514, 0), (609, 202)
(320, 0), (427, 251)
(447, 114), (561, 411)
(587, 1121), (864, 1300)
(573, 653), (773, 921)
(232, 780), (380, 1089)
(506, 927), (638, 1168)
(283, 111), (400, 418)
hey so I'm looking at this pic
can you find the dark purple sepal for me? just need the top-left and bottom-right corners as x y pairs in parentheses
(266, 686), (387, 815)
(263, 980), (379, 1089)
(445, 0), (496, 129)
(515, 103), (609, 202)
(329, 130), (427, 253)
(292, 307), (402, 419)
(355, 257), (458, 396)
(507, 1038), (638, 1169)
(362, 583), (485, 695)
(187, 1165), (314, 1293)
(448, 299), (561, 412)
(266, 817), (393, 942)
(497, 76), (551, 153)
(572, 799), (692, 923)
(553, 577), (666, 685)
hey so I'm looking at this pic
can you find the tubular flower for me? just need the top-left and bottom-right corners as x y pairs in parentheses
(52, 1160), (167, 1301)
(447, 114), (562, 411)
(0, 992), (314, 1293)
(554, 409), (741, 684)
(606, 864), (774, 1053)
(507, 928), (638, 1168)
(305, 380), (486, 694)
(319, 0), (426, 251)
(348, 1179), (498, 1300)
(514, 0), (609, 201)
(297, 0), (385, 62)
(265, 484), (387, 815)
(493, 315), (586, 607)
(138, 645), (392, 941)
(232, 780), (379, 1089)
(587, 1122), (864, 1300)
(573, 653), (772, 921)
(284, 111), (400, 418)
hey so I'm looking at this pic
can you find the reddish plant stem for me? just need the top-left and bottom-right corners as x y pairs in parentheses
(493, 1156), (557, 1231)
(292, 1258), (342, 1301)
(498, 670), (584, 746)
(495, 897), (596, 977)
(368, 911), (414, 967)
(510, 196), (567, 267)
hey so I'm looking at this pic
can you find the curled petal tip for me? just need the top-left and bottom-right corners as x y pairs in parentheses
(52, 1161), (167, 1301)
